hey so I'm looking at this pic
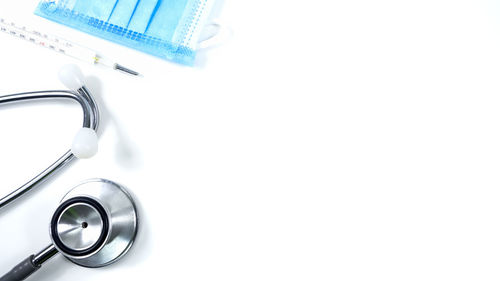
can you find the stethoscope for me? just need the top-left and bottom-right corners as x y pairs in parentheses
(0, 66), (138, 281)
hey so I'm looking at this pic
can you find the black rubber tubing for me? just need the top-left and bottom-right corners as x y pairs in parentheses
(0, 255), (39, 281)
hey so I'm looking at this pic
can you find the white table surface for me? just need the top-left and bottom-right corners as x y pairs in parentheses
(0, 1), (500, 280)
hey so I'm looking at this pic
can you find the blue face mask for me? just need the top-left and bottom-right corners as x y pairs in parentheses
(35, 0), (215, 65)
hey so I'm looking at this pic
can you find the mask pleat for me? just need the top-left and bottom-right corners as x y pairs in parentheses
(145, 0), (189, 41)
(127, 0), (159, 33)
(108, 0), (139, 27)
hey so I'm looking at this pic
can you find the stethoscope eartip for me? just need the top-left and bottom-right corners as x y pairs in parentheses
(71, 127), (98, 159)
(58, 64), (85, 91)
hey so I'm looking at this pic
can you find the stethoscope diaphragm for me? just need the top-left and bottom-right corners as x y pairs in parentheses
(53, 178), (138, 268)
(50, 196), (110, 259)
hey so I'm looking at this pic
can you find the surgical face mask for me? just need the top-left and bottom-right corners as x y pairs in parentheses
(35, 0), (215, 65)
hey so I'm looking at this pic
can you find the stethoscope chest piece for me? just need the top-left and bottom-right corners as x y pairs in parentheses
(50, 178), (138, 268)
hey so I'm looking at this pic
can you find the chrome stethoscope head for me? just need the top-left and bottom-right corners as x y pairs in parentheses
(49, 179), (138, 267)
(0, 179), (138, 281)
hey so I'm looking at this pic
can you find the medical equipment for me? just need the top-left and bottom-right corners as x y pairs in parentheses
(35, 0), (216, 65)
(0, 65), (99, 210)
(0, 178), (138, 281)
(0, 18), (139, 76)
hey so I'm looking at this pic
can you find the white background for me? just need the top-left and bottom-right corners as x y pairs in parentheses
(0, 0), (500, 280)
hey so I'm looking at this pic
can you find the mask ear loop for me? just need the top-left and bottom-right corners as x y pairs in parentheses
(197, 22), (230, 50)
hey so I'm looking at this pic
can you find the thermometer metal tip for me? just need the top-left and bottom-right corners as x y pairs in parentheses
(114, 64), (140, 76)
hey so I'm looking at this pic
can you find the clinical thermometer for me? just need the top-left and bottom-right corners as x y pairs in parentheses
(0, 18), (139, 76)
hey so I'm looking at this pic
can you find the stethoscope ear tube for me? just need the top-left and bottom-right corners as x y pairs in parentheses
(0, 64), (100, 211)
